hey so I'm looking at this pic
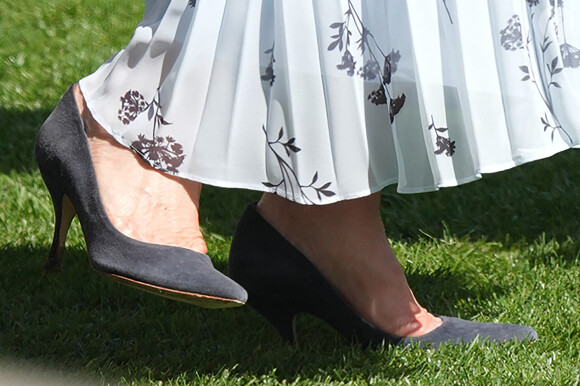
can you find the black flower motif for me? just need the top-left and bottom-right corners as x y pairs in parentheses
(435, 136), (456, 157)
(358, 60), (380, 80)
(500, 15), (524, 51)
(261, 43), (276, 86)
(119, 89), (182, 172)
(328, 1), (406, 122)
(261, 65), (275, 85)
(560, 43), (580, 68)
(337, 50), (356, 76)
(389, 94), (406, 123)
(118, 90), (148, 125)
(428, 116), (455, 157)
(368, 86), (387, 106)
(383, 49), (401, 85)
(131, 135), (185, 173)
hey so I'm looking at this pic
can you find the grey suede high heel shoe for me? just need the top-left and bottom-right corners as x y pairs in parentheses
(35, 84), (247, 308)
(228, 203), (538, 347)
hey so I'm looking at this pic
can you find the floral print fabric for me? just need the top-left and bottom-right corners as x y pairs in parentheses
(79, 0), (580, 204)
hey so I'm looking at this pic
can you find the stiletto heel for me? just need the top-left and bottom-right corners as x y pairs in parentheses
(44, 193), (76, 273)
(35, 84), (247, 308)
(229, 204), (538, 348)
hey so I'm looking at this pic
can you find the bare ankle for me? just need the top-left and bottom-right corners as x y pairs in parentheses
(257, 192), (442, 337)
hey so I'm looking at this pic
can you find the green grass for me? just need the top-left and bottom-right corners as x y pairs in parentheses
(1, 1), (579, 384)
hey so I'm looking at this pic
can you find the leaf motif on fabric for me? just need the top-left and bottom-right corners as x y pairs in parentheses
(261, 126), (336, 204)
(504, 3), (575, 144)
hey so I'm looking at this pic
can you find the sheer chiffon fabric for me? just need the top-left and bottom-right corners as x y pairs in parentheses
(80, 0), (580, 205)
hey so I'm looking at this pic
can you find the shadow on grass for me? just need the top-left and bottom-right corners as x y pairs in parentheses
(2, 108), (579, 381)
(0, 244), (495, 382)
(377, 150), (580, 248)
(0, 108), (50, 173)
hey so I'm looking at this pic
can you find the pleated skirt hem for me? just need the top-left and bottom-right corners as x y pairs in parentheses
(79, 0), (580, 204)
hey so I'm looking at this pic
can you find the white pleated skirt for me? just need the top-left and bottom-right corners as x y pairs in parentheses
(80, 0), (580, 205)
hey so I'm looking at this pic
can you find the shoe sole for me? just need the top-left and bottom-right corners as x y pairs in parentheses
(107, 272), (246, 308)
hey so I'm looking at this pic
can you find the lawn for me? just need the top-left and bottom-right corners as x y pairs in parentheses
(1, 1), (579, 384)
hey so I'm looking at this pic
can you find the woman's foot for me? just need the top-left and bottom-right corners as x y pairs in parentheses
(73, 85), (207, 254)
(257, 193), (442, 338)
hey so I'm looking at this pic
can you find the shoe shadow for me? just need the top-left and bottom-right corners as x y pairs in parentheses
(2, 107), (579, 382)
(0, 243), (501, 383)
